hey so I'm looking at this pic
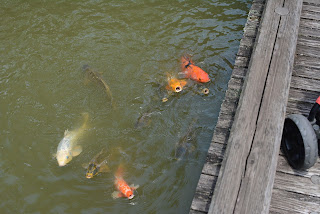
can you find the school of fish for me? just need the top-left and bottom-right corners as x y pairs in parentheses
(55, 55), (210, 200)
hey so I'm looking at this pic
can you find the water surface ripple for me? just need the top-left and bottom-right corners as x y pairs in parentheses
(0, 0), (250, 213)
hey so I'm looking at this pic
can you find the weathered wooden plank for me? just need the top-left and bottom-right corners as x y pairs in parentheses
(304, 0), (320, 6)
(219, 98), (238, 117)
(303, 4), (320, 13)
(252, 0), (265, 3)
(292, 65), (320, 80)
(215, 112), (234, 130)
(237, 45), (253, 57)
(276, 155), (320, 178)
(299, 27), (320, 39)
(231, 67), (248, 79)
(202, 143), (225, 176)
(234, 1), (303, 212)
(239, 36), (255, 48)
(288, 87), (319, 103)
(237, 37), (255, 58)
(296, 44), (320, 58)
(248, 3), (265, 17)
(270, 188), (320, 214)
(295, 55), (320, 69)
(243, 19), (260, 38)
(209, 0), (287, 213)
(299, 18), (320, 29)
(297, 36), (320, 49)
(227, 77), (243, 91)
(190, 174), (217, 213)
(274, 171), (320, 197)
(291, 75), (320, 92)
(190, 209), (206, 214)
(286, 100), (313, 116)
(301, 8), (320, 20)
(234, 56), (250, 68)
(211, 127), (230, 145)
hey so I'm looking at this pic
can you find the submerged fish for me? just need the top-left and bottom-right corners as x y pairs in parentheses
(180, 55), (210, 83)
(135, 111), (154, 129)
(175, 118), (198, 160)
(112, 164), (139, 200)
(83, 64), (116, 109)
(83, 148), (110, 179)
(55, 113), (89, 166)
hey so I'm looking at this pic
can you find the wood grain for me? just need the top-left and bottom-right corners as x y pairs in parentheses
(234, 1), (303, 213)
(209, 0), (286, 213)
(270, 188), (320, 214)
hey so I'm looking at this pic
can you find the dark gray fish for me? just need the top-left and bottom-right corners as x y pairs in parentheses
(135, 111), (157, 129)
(174, 118), (198, 160)
(82, 64), (116, 109)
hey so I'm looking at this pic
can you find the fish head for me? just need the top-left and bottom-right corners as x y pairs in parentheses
(56, 150), (73, 166)
(86, 163), (98, 178)
(125, 189), (135, 199)
(194, 68), (210, 83)
(167, 78), (187, 93)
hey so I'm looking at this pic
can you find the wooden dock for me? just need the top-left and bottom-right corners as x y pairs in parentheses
(190, 0), (320, 213)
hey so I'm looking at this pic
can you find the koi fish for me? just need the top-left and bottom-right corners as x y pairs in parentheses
(175, 118), (198, 160)
(135, 110), (160, 129)
(83, 148), (110, 179)
(112, 165), (139, 199)
(55, 113), (89, 166)
(180, 55), (210, 83)
(83, 64), (116, 109)
(166, 76), (188, 93)
(135, 112), (153, 129)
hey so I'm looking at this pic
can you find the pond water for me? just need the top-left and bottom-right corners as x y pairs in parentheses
(0, 0), (250, 213)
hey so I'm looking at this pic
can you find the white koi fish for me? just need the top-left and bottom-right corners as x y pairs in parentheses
(55, 112), (89, 166)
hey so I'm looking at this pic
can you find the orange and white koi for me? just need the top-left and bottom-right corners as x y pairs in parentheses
(180, 55), (210, 83)
(112, 165), (139, 200)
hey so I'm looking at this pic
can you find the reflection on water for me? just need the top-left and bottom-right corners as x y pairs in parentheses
(0, 0), (250, 213)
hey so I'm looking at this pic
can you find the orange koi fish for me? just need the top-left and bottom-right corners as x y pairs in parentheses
(112, 165), (139, 200)
(180, 55), (210, 83)
(166, 76), (188, 93)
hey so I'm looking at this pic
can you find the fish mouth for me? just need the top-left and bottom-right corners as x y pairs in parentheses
(58, 162), (66, 167)
(202, 88), (209, 95)
(128, 194), (134, 199)
(175, 86), (182, 92)
(86, 174), (93, 179)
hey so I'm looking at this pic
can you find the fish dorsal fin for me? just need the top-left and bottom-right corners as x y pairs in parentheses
(82, 163), (89, 169)
(72, 146), (82, 157)
(130, 184), (140, 190)
(99, 163), (110, 173)
(111, 191), (123, 199)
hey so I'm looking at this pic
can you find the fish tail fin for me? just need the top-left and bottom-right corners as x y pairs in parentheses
(80, 112), (89, 130)
(115, 163), (125, 178)
(101, 79), (116, 109)
(181, 54), (193, 70)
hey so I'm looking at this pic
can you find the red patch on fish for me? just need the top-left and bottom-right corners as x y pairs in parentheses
(113, 165), (138, 199)
(114, 177), (135, 199)
(180, 55), (210, 83)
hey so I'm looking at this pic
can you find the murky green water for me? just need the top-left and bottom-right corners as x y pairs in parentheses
(0, 0), (250, 213)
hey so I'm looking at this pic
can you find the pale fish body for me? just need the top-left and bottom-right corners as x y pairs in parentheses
(56, 113), (89, 166)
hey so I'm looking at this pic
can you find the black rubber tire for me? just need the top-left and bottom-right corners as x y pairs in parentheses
(281, 114), (318, 170)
